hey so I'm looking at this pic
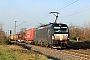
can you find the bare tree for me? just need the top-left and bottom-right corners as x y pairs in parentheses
(0, 23), (3, 31)
(0, 22), (5, 39)
(69, 22), (90, 41)
(19, 27), (26, 34)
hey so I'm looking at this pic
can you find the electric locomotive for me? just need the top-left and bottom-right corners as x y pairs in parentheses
(34, 22), (69, 48)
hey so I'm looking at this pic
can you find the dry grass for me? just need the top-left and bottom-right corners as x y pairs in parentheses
(0, 45), (49, 60)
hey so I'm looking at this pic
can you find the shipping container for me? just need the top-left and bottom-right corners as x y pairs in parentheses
(9, 34), (18, 43)
(25, 28), (36, 44)
(18, 34), (25, 43)
(10, 35), (14, 40)
(14, 34), (19, 41)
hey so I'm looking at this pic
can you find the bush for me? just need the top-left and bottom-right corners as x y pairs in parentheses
(0, 38), (9, 45)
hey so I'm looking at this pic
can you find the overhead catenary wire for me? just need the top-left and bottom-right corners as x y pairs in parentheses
(57, 0), (79, 11)
(38, 0), (79, 22)
(16, 21), (26, 27)
(59, 7), (90, 20)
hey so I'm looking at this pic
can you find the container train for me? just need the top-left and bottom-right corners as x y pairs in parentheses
(9, 34), (25, 43)
(9, 22), (69, 48)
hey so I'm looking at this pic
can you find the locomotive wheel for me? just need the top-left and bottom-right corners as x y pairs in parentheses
(35, 42), (38, 45)
(45, 42), (49, 48)
(27, 42), (30, 45)
(40, 42), (43, 47)
(49, 44), (53, 48)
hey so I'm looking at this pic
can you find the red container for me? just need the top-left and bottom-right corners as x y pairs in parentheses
(14, 34), (19, 41)
(25, 28), (36, 41)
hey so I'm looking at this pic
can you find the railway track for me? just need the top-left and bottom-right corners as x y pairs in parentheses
(16, 42), (90, 60)
(60, 49), (90, 59)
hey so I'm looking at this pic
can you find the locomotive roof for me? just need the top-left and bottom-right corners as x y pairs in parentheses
(37, 23), (68, 30)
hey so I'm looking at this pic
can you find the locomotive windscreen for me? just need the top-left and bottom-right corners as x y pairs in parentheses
(53, 24), (68, 33)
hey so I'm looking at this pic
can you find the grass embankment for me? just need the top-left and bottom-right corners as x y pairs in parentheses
(0, 45), (48, 60)
(69, 40), (90, 49)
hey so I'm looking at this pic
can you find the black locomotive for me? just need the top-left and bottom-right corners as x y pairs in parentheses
(34, 22), (69, 48)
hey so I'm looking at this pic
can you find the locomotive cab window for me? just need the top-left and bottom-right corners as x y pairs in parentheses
(53, 24), (68, 33)
(60, 27), (68, 32)
(54, 27), (60, 32)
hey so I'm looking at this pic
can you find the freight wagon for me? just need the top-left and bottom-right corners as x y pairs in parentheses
(18, 34), (25, 43)
(9, 35), (14, 41)
(34, 23), (69, 48)
(9, 34), (18, 43)
(25, 28), (36, 44)
(9, 34), (25, 43)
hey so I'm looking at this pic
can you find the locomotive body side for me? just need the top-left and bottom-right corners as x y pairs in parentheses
(34, 28), (51, 46)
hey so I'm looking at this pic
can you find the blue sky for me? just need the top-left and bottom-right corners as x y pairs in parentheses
(0, 0), (90, 34)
